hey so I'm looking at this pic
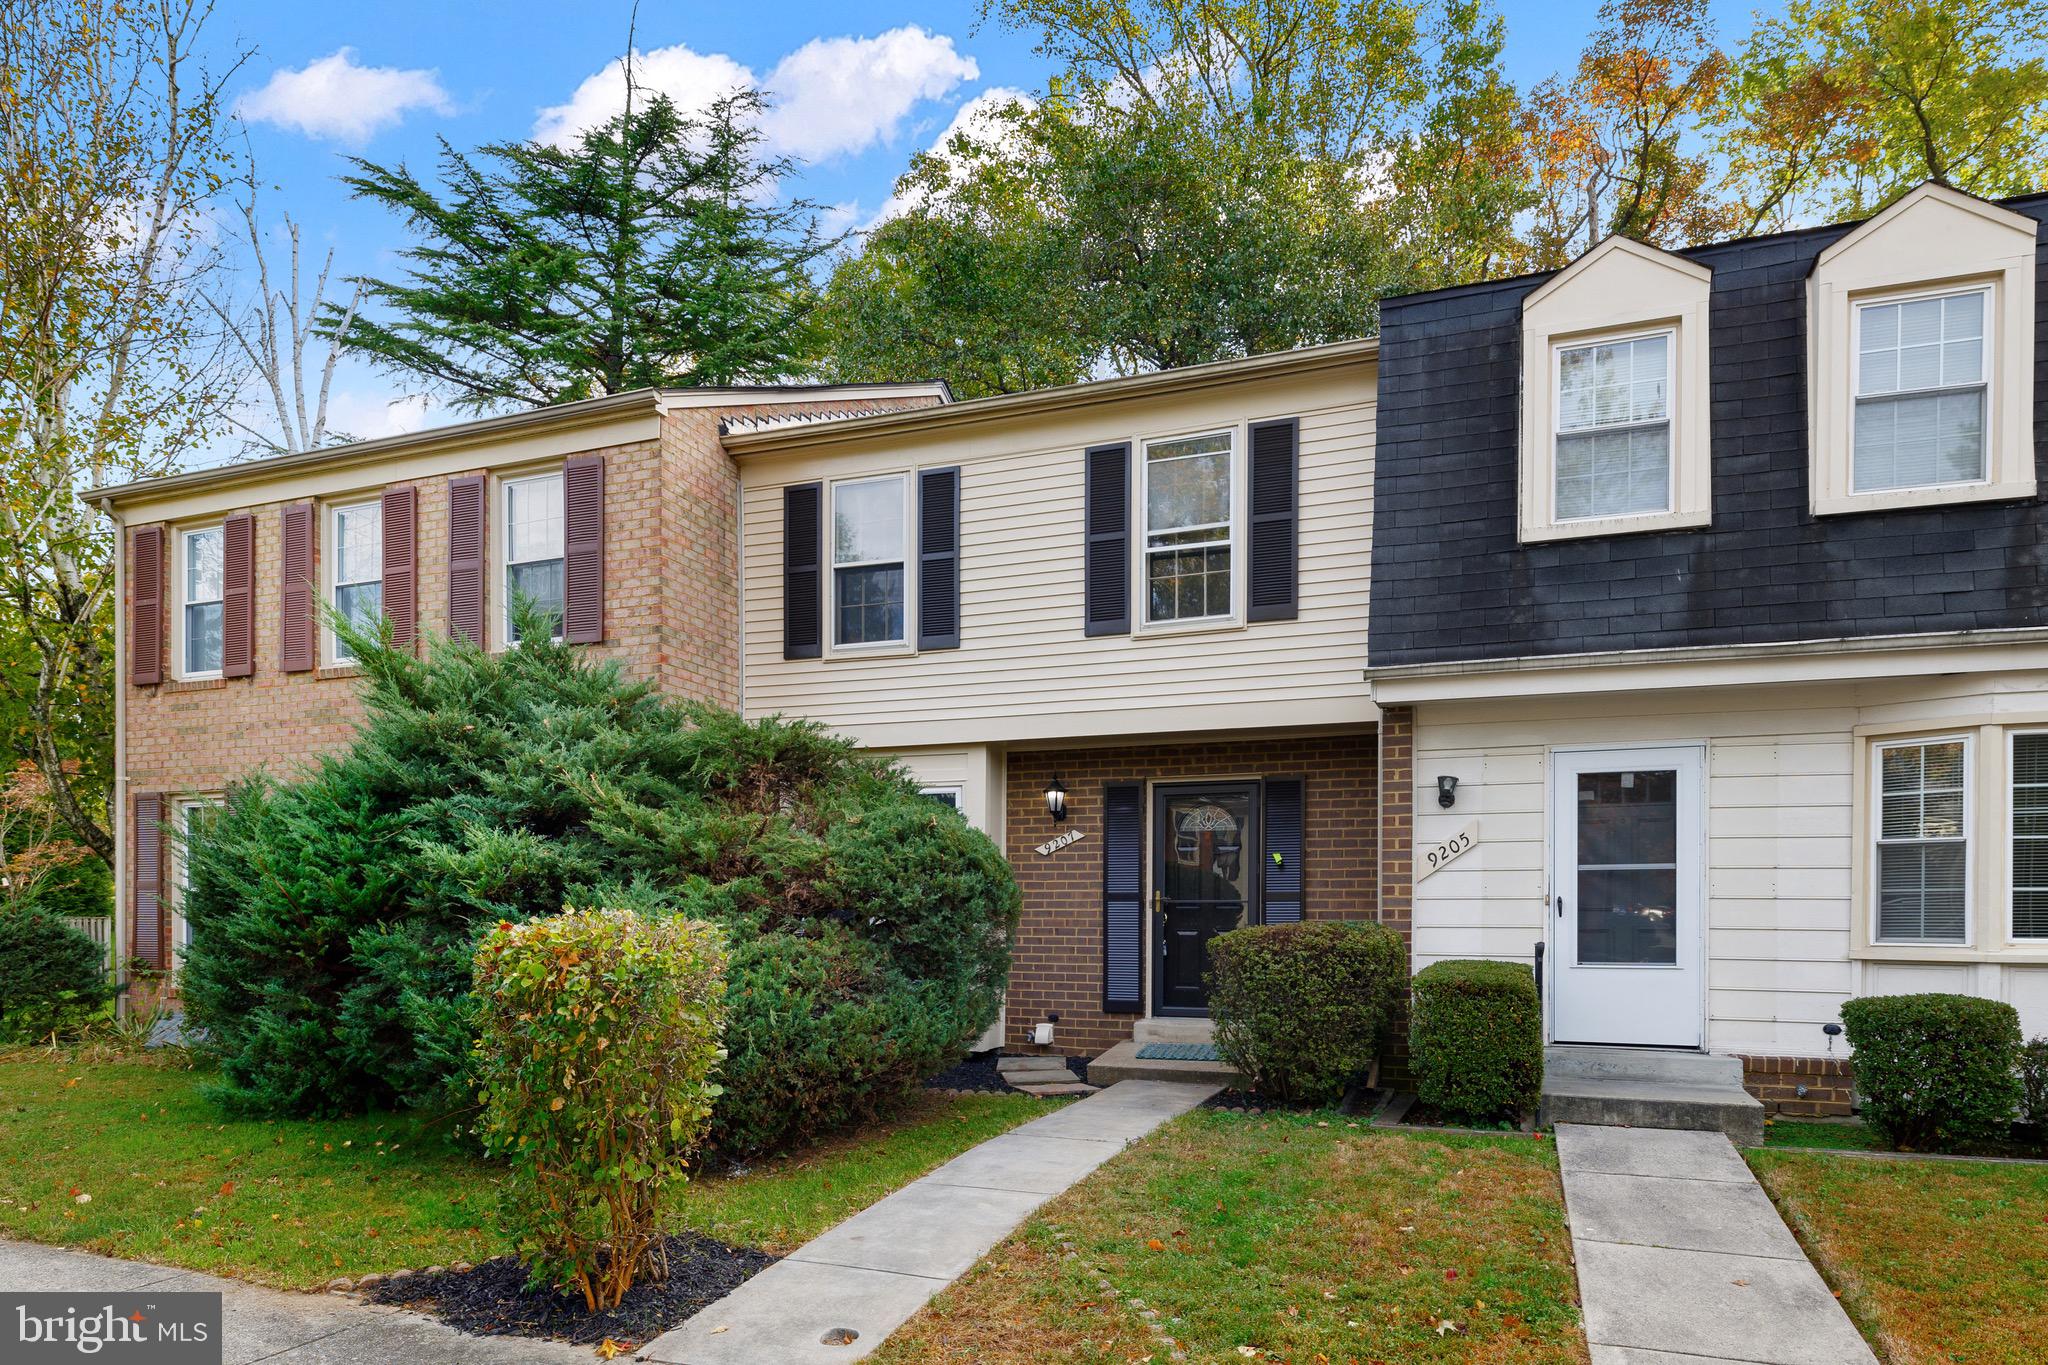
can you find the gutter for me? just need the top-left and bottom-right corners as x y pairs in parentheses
(721, 338), (1380, 455)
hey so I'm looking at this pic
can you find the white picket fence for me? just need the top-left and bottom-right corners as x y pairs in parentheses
(62, 915), (113, 949)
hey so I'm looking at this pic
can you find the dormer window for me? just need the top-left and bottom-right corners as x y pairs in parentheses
(1517, 237), (1711, 543)
(1808, 183), (2036, 516)
(1555, 331), (1672, 521)
(1852, 288), (1987, 494)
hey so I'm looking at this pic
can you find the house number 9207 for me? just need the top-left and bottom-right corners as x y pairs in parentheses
(1416, 822), (1477, 884)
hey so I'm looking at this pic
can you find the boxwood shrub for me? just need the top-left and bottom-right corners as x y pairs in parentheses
(1208, 920), (1406, 1105)
(1409, 959), (1542, 1123)
(1839, 993), (2022, 1151)
(2020, 1037), (2048, 1150)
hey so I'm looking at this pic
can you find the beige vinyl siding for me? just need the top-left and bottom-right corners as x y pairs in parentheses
(738, 365), (1376, 747)
(1410, 672), (2048, 1055)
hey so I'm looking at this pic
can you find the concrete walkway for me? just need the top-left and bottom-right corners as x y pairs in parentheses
(0, 1238), (586, 1364)
(641, 1078), (1222, 1365)
(1555, 1123), (1877, 1364)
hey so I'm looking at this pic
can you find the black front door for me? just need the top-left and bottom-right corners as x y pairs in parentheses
(1153, 782), (1260, 1015)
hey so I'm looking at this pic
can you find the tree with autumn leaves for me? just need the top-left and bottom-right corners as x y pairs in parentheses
(824, 0), (2048, 391)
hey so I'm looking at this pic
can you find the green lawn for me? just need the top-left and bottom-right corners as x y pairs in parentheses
(1750, 1149), (2048, 1365)
(872, 1110), (1586, 1364)
(0, 1055), (1051, 1289)
(1762, 1117), (1885, 1151)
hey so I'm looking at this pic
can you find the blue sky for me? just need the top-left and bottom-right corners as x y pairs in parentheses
(204, 0), (1761, 457)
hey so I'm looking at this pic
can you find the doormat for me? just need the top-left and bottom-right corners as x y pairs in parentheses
(1134, 1043), (1219, 1062)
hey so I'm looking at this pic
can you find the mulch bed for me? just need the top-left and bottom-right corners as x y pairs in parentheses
(1204, 1084), (1385, 1116)
(922, 1052), (1094, 1095)
(365, 1231), (775, 1347)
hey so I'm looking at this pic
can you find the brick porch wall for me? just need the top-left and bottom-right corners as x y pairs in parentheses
(1741, 1054), (1856, 1117)
(1002, 732), (1378, 1058)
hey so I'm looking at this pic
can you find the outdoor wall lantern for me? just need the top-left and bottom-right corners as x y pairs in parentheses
(1045, 776), (1068, 823)
(1437, 775), (1459, 809)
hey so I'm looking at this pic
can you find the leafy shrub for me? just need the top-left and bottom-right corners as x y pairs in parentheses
(1208, 920), (1406, 1105)
(1839, 993), (2022, 1151)
(0, 910), (114, 1041)
(1408, 960), (1542, 1123)
(2021, 1037), (2048, 1147)
(474, 908), (726, 1309)
(181, 616), (1018, 1153)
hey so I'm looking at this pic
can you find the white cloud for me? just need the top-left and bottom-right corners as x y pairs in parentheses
(762, 30), (978, 161)
(323, 390), (439, 443)
(533, 26), (978, 163)
(870, 86), (1035, 225)
(237, 48), (453, 145)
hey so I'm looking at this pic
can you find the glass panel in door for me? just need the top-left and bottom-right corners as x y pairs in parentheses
(1574, 768), (1678, 966)
(1154, 784), (1257, 1015)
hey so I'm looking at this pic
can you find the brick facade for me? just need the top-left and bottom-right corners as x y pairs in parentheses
(1741, 1054), (1856, 1117)
(119, 393), (939, 970)
(1002, 733), (1378, 1057)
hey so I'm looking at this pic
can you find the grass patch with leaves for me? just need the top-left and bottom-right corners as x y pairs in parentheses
(0, 1056), (1050, 1289)
(1761, 1118), (1885, 1151)
(1750, 1149), (2048, 1365)
(872, 1109), (1585, 1364)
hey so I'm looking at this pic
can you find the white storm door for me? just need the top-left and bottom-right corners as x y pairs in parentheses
(1551, 745), (1704, 1048)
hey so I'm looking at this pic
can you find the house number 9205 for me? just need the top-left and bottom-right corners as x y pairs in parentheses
(1416, 822), (1478, 884)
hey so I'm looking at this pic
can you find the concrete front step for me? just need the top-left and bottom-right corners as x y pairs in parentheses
(1546, 1045), (1746, 1088)
(1541, 1075), (1766, 1148)
(1131, 1017), (1215, 1045)
(1087, 1038), (1244, 1088)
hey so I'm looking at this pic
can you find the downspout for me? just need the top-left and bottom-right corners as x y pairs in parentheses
(96, 495), (129, 1011)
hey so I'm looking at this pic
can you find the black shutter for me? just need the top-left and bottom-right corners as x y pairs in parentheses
(917, 466), (961, 650)
(1247, 417), (1300, 622)
(1102, 782), (1144, 1014)
(1083, 442), (1131, 637)
(1262, 777), (1305, 924)
(783, 482), (823, 660)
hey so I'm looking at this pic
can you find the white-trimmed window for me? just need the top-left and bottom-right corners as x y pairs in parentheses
(919, 785), (963, 811)
(1515, 237), (1711, 542)
(179, 525), (225, 677)
(328, 501), (383, 663)
(1873, 736), (1970, 944)
(831, 475), (907, 647)
(1554, 331), (1672, 521)
(170, 795), (224, 957)
(502, 472), (565, 643)
(1143, 431), (1234, 624)
(2012, 732), (2048, 941)
(1852, 288), (1988, 494)
(1807, 183), (2036, 516)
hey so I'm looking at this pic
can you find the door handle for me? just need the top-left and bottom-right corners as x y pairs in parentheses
(1555, 894), (1563, 919)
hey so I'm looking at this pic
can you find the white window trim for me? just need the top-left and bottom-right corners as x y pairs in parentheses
(1135, 426), (1245, 635)
(1549, 326), (1678, 525)
(2009, 729), (2048, 945)
(324, 498), (383, 667)
(1517, 236), (1713, 543)
(827, 472), (915, 657)
(493, 468), (566, 648)
(1807, 183), (2037, 516)
(1847, 282), (1995, 498)
(919, 784), (964, 810)
(171, 523), (226, 682)
(168, 794), (225, 968)
(1869, 732), (1974, 948)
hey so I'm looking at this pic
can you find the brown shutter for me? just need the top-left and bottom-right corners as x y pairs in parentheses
(129, 526), (164, 686)
(133, 794), (165, 969)
(381, 485), (418, 648)
(447, 475), (487, 647)
(280, 502), (315, 672)
(562, 455), (605, 644)
(221, 511), (255, 678)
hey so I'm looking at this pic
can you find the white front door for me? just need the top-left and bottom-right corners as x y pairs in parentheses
(1550, 745), (1704, 1048)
